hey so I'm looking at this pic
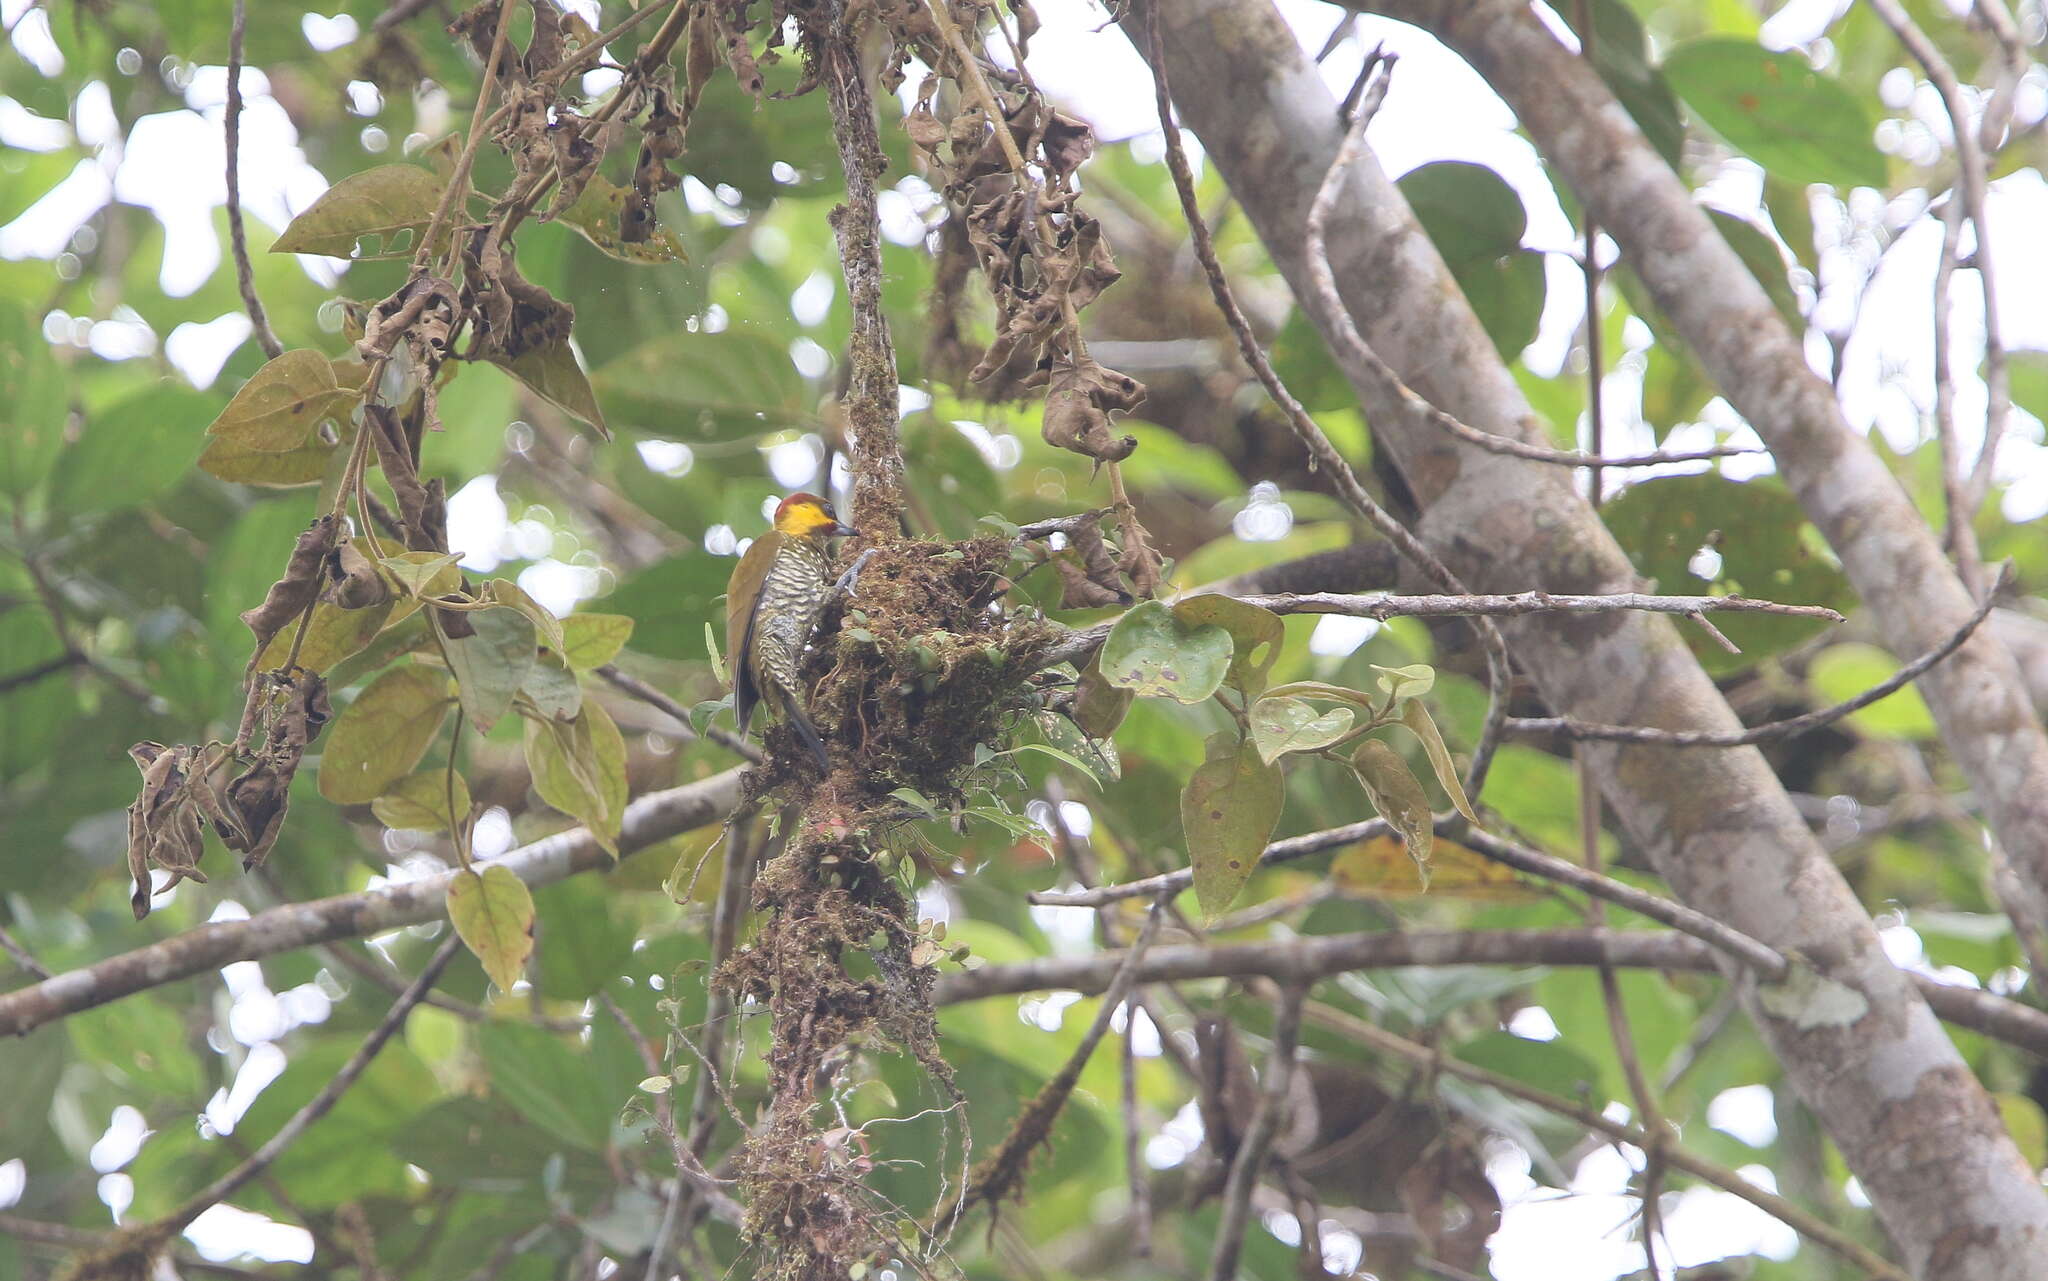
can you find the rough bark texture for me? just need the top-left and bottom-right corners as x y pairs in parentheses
(1372, 0), (2048, 950)
(1125, 1), (2048, 1275)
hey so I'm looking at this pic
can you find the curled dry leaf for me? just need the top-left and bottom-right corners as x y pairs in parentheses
(328, 539), (390, 610)
(240, 514), (341, 670)
(1040, 354), (1142, 465)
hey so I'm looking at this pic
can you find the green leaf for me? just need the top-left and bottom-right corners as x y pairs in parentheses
(1398, 699), (1479, 823)
(475, 1019), (614, 1151)
(1603, 473), (1849, 674)
(52, 384), (215, 514)
(520, 653), (584, 721)
(1562, 0), (1685, 169)
(1351, 738), (1435, 882)
(372, 769), (471, 833)
(1173, 595), (1284, 697)
(1710, 210), (1800, 331)
(1100, 599), (1233, 704)
(205, 350), (365, 452)
(1455, 1031), (1602, 1099)
(197, 428), (343, 487)
(593, 330), (813, 440)
(1662, 38), (1886, 188)
(318, 664), (456, 804)
(253, 598), (396, 674)
(490, 335), (608, 435)
(2009, 350), (2048, 425)
(0, 301), (67, 495)
(1001, 741), (1105, 788)
(523, 698), (628, 853)
(448, 865), (536, 993)
(272, 163), (448, 258)
(1264, 680), (1380, 710)
(556, 174), (688, 264)
(1398, 162), (1545, 358)
(444, 605), (538, 733)
(1248, 696), (1354, 764)
(380, 551), (464, 598)
(703, 620), (729, 685)
(485, 579), (566, 653)
(1183, 732), (1286, 916)
(1073, 651), (1135, 739)
(559, 613), (634, 669)
(1808, 642), (1939, 739)
(1372, 663), (1436, 701)
(534, 879), (634, 1000)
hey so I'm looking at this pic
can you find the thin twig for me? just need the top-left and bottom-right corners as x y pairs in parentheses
(0, 922), (50, 980)
(226, 0), (283, 361)
(1149, 29), (1512, 799)
(159, 935), (460, 1235)
(1028, 814), (1789, 978)
(1120, 996), (1151, 1259)
(1207, 984), (1305, 1281)
(684, 818), (762, 1158)
(1509, 563), (2007, 746)
(1303, 1000), (1912, 1281)
(0, 652), (79, 694)
(0, 768), (748, 1037)
(410, 0), (520, 277)
(1298, 54), (1515, 800)
(596, 663), (762, 761)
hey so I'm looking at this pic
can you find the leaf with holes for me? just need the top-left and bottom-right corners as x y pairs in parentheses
(1183, 732), (1285, 917)
(444, 605), (538, 734)
(206, 350), (366, 452)
(523, 698), (628, 854)
(1101, 600), (1232, 704)
(559, 613), (634, 669)
(1174, 595), (1284, 697)
(272, 163), (448, 258)
(1351, 738), (1435, 884)
(371, 769), (471, 833)
(1249, 696), (1354, 765)
(447, 865), (535, 993)
(317, 665), (455, 804)
(556, 174), (689, 265)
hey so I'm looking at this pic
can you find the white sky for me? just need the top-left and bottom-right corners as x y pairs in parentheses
(3, 0), (2041, 1272)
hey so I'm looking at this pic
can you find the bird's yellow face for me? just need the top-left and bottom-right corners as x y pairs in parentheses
(772, 493), (851, 540)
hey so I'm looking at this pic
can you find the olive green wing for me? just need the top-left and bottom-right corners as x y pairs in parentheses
(725, 530), (785, 733)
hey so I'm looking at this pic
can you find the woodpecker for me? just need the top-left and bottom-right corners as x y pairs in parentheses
(726, 492), (855, 771)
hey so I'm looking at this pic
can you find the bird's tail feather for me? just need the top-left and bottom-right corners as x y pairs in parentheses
(786, 704), (831, 772)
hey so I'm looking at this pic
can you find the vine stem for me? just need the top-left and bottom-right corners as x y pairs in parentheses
(225, 0), (282, 360)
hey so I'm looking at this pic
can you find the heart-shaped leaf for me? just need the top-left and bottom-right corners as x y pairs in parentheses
(272, 163), (448, 258)
(372, 769), (471, 833)
(205, 350), (365, 452)
(1101, 599), (1233, 704)
(1184, 732), (1285, 916)
(448, 865), (535, 993)
(1174, 595), (1284, 697)
(1249, 696), (1354, 764)
(558, 612), (634, 669)
(318, 665), (454, 804)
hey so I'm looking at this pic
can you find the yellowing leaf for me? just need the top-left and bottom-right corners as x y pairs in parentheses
(198, 430), (342, 487)
(371, 769), (471, 833)
(255, 599), (396, 674)
(523, 698), (628, 854)
(1173, 595), (1283, 697)
(1331, 834), (1536, 900)
(443, 605), (538, 733)
(272, 163), (448, 258)
(1101, 599), (1232, 704)
(558, 612), (634, 669)
(206, 350), (365, 452)
(318, 665), (455, 804)
(379, 551), (464, 598)
(1351, 738), (1435, 883)
(1183, 732), (1285, 917)
(447, 865), (535, 992)
(1249, 695), (1353, 764)
(1398, 699), (1478, 823)
(556, 174), (689, 264)
(1371, 663), (1435, 701)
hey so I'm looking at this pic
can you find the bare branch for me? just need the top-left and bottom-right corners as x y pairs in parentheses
(226, 0), (283, 361)
(161, 935), (460, 1234)
(1147, 23), (1512, 798)
(1302, 1001), (1911, 1280)
(1509, 564), (2006, 746)
(0, 921), (51, 980)
(596, 663), (761, 762)
(1207, 984), (1304, 1281)
(0, 768), (746, 1037)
